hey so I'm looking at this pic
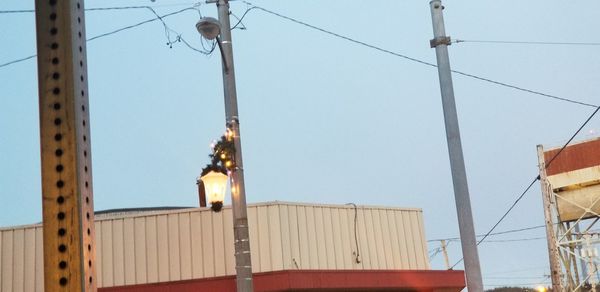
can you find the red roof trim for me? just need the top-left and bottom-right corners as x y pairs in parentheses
(544, 138), (600, 176)
(99, 269), (465, 292)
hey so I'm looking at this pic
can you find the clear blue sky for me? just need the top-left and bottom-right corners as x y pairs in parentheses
(1, 0), (599, 289)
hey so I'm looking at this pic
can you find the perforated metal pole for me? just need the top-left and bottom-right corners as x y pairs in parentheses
(215, 0), (254, 291)
(34, 0), (97, 291)
(429, 1), (483, 291)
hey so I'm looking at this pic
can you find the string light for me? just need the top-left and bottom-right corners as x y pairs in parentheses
(225, 128), (234, 141)
(206, 127), (237, 172)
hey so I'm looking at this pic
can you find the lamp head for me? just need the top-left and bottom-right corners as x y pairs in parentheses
(196, 17), (221, 40)
(200, 167), (228, 212)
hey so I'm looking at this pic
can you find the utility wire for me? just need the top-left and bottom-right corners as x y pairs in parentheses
(0, 9), (34, 14)
(241, 1), (597, 109)
(486, 275), (549, 280)
(0, 5), (212, 69)
(455, 39), (600, 46)
(485, 283), (550, 287)
(482, 236), (546, 243)
(449, 105), (600, 269)
(232, 1), (600, 268)
(0, 55), (37, 68)
(429, 247), (442, 260)
(429, 235), (544, 261)
(0, 3), (200, 14)
(3, 2), (598, 109)
(231, 6), (257, 30)
(428, 224), (546, 242)
(544, 108), (600, 169)
(486, 265), (550, 275)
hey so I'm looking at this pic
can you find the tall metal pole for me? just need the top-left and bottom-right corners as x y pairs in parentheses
(429, 1), (483, 291)
(537, 145), (564, 292)
(34, 0), (97, 291)
(215, 0), (254, 291)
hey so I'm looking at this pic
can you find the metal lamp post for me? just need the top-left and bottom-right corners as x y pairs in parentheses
(429, 1), (483, 291)
(197, 1), (254, 291)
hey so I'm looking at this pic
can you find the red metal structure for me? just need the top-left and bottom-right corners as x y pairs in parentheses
(99, 270), (466, 292)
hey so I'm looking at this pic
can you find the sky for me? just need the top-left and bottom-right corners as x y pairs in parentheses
(1, 0), (599, 289)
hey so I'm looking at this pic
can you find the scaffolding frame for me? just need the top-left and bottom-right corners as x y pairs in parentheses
(539, 144), (600, 292)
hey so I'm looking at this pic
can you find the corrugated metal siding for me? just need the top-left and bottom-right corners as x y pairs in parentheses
(0, 202), (429, 291)
(0, 226), (44, 292)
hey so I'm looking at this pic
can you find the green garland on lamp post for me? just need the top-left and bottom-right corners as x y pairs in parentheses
(200, 128), (237, 212)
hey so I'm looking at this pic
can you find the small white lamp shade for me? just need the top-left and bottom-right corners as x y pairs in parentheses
(200, 170), (228, 212)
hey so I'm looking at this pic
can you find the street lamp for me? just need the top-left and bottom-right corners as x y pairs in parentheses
(197, 1), (254, 291)
(195, 17), (221, 40)
(199, 167), (228, 212)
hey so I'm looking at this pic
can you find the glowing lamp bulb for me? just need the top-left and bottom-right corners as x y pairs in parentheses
(200, 170), (228, 212)
(225, 129), (233, 140)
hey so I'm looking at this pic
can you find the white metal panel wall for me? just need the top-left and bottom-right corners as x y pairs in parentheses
(0, 202), (430, 290)
(266, 204), (430, 272)
(93, 208), (236, 288)
(0, 226), (44, 292)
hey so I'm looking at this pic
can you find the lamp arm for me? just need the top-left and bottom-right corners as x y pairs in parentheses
(216, 36), (229, 74)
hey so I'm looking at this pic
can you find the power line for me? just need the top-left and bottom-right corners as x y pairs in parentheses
(0, 55), (37, 68)
(3, 2), (598, 109)
(455, 39), (600, 46)
(449, 105), (600, 269)
(485, 283), (550, 288)
(486, 276), (549, 280)
(482, 236), (545, 243)
(0, 5), (212, 69)
(0, 3), (200, 14)
(241, 1), (598, 109)
(231, 6), (257, 30)
(237, 0), (600, 270)
(0, 9), (34, 14)
(428, 224), (546, 242)
(450, 70), (596, 108)
(486, 265), (551, 275)
(429, 235), (544, 260)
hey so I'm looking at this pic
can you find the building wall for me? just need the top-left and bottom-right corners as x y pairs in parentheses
(0, 201), (429, 291)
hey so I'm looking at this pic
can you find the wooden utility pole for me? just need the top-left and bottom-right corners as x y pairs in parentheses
(34, 0), (97, 291)
(441, 240), (451, 270)
(537, 145), (563, 292)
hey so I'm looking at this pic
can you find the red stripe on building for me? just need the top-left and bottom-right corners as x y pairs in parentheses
(544, 137), (600, 176)
(99, 269), (466, 292)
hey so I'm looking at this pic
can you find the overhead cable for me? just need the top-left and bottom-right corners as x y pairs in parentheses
(455, 39), (600, 46)
(0, 3), (200, 14)
(428, 224), (546, 242)
(241, 1), (597, 109)
(0, 4), (211, 69)
(449, 105), (600, 269)
(482, 236), (546, 243)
